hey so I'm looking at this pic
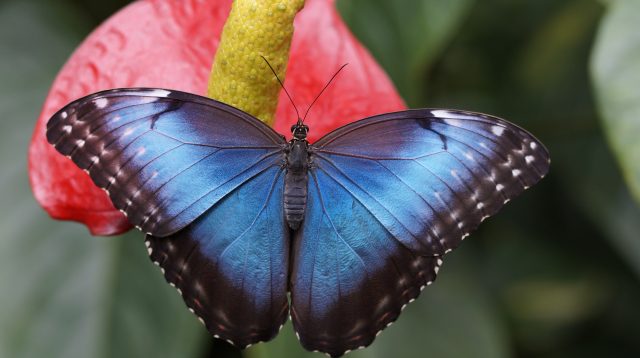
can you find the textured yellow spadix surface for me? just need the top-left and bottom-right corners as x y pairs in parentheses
(207, 0), (305, 126)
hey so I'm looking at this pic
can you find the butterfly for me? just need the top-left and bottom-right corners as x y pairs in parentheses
(46, 87), (549, 357)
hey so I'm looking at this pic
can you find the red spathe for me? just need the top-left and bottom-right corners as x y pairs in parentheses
(28, 0), (406, 236)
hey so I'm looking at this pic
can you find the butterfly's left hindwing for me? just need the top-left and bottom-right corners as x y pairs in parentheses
(290, 109), (549, 356)
(146, 165), (289, 348)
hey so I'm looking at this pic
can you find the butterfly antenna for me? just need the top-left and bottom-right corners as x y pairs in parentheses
(302, 63), (348, 123)
(261, 56), (301, 120)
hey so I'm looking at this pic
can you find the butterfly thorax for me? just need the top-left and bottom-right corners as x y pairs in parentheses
(284, 121), (310, 230)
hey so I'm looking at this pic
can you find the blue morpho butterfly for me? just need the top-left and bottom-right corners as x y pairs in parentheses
(46, 61), (549, 357)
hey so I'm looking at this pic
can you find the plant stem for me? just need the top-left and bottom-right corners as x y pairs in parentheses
(207, 0), (305, 126)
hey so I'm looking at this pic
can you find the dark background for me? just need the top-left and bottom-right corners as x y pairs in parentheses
(1, 0), (639, 357)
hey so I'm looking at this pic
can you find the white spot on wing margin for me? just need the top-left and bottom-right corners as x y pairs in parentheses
(95, 98), (108, 109)
(491, 125), (505, 136)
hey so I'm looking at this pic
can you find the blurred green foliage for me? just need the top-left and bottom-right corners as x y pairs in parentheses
(1, 0), (639, 358)
(592, 0), (640, 205)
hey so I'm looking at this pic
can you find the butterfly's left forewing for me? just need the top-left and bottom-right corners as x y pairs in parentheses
(290, 109), (549, 356)
(46, 88), (286, 236)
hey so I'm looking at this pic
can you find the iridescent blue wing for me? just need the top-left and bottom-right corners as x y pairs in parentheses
(47, 88), (290, 346)
(290, 173), (442, 357)
(290, 109), (549, 356)
(46, 88), (286, 236)
(146, 164), (289, 348)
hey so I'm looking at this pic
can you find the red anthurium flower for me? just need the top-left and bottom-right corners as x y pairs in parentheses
(29, 0), (406, 236)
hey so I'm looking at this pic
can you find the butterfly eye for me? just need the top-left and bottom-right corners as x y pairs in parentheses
(291, 124), (309, 139)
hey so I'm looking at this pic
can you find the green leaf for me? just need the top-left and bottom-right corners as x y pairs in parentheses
(591, 0), (640, 204)
(558, 135), (640, 280)
(245, 253), (509, 358)
(337, 0), (474, 106)
(0, 1), (205, 357)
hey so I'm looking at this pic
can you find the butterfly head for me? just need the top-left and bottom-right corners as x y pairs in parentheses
(261, 55), (346, 143)
(291, 120), (309, 140)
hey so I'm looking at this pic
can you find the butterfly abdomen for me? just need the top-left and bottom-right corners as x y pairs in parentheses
(285, 140), (309, 230)
(284, 173), (308, 230)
